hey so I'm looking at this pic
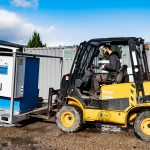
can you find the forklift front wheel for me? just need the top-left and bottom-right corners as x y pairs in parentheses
(56, 105), (83, 132)
(134, 111), (150, 142)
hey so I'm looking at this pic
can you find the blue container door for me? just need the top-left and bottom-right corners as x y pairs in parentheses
(20, 57), (39, 113)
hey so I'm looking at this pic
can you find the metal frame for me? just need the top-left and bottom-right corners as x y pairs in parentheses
(10, 52), (17, 123)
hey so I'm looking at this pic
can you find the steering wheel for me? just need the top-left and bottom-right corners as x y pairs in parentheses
(91, 64), (100, 69)
(86, 64), (99, 74)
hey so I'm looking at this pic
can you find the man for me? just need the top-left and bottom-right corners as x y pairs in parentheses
(92, 44), (121, 92)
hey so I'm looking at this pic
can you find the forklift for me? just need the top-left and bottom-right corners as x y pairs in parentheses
(51, 37), (150, 141)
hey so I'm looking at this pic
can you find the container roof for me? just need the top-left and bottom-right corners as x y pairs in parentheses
(0, 40), (24, 48)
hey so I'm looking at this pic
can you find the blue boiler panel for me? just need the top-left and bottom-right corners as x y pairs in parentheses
(0, 57), (40, 114)
(20, 57), (40, 113)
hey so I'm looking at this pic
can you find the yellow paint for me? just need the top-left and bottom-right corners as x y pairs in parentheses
(141, 118), (150, 135)
(101, 83), (137, 111)
(65, 83), (150, 127)
(67, 96), (85, 122)
(143, 82), (150, 95)
(134, 103), (150, 107)
(84, 109), (127, 124)
(138, 82), (150, 97)
(67, 96), (127, 124)
(129, 83), (137, 107)
(125, 104), (150, 127)
(100, 83), (134, 99)
(61, 111), (75, 127)
(67, 96), (84, 111)
(139, 91), (142, 97)
(100, 83), (137, 109)
(128, 113), (137, 122)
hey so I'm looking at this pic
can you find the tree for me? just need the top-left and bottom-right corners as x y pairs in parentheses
(111, 45), (122, 57)
(27, 31), (46, 48)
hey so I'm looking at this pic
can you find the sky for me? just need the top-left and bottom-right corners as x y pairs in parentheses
(0, 0), (150, 46)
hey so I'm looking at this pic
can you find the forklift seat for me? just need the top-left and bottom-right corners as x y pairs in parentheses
(100, 65), (128, 85)
(116, 65), (129, 83)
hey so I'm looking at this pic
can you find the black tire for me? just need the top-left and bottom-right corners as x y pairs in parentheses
(134, 111), (150, 142)
(56, 105), (83, 132)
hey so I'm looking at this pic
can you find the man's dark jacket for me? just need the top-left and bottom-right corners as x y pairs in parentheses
(104, 51), (121, 80)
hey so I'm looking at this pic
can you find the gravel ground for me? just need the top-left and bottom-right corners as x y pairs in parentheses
(0, 118), (149, 150)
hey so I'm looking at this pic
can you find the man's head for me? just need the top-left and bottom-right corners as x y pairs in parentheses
(102, 45), (112, 56)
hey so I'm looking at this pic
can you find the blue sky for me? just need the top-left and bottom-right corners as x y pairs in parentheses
(0, 0), (150, 46)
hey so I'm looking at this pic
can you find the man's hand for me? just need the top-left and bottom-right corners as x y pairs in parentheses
(101, 64), (106, 70)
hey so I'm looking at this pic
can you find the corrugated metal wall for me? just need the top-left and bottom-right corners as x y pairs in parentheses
(24, 46), (76, 99)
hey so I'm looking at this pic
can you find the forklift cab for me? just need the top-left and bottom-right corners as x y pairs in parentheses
(68, 37), (149, 94)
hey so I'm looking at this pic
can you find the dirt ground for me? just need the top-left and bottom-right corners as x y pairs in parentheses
(0, 118), (149, 150)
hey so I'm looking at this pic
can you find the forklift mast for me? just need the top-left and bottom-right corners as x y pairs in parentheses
(128, 38), (150, 102)
(70, 41), (100, 85)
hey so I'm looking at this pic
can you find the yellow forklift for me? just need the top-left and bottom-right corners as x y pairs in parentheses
(52, 37), (150, 141)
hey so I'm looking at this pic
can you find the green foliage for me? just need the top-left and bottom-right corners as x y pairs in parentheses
(111, 45), (122, 57)
(99, 47), (107, 60)
(27, 31), (46, 48)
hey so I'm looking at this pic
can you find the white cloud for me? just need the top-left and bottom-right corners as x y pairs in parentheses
(0, 9), (56, 45)
(11, 0), (39, 9)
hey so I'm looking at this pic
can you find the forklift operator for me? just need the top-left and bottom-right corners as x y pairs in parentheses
(93, 44), (121, 92)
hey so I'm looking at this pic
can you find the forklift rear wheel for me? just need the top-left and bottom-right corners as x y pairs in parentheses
(56, 105), (83, 132)
(134, 111), (150, 142)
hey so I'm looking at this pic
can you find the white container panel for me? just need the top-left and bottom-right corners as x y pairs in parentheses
(0, 56), (25, 98)
(0, 56), (13, 97)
